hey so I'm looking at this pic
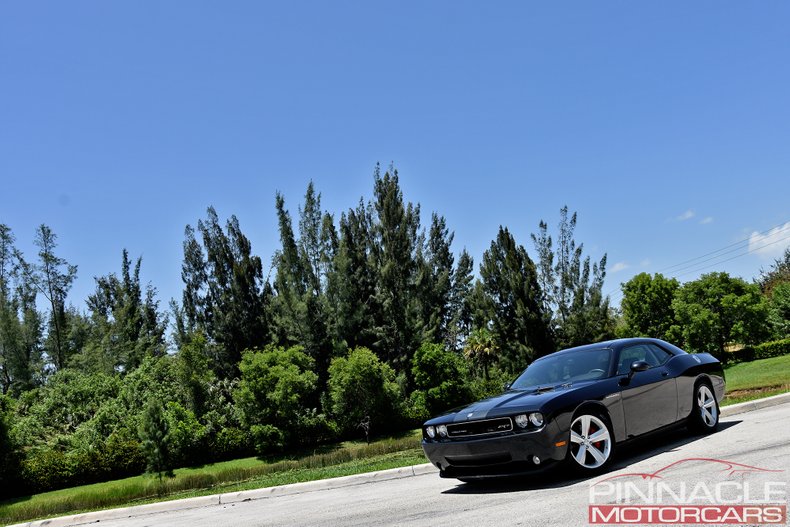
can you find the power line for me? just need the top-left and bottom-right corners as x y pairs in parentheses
(671, 233), (790, 279)
(605, 220), (790, 302)
(655, 219), (790, 274)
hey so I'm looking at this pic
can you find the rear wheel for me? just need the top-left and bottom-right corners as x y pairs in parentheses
(689, 382), (719, 433)
(568, 413), (613, 473)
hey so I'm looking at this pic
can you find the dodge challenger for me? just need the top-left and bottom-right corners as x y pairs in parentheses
(421, 338), (725, 480)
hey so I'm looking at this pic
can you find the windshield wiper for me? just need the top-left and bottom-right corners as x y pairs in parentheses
(535, 382), (572, 393)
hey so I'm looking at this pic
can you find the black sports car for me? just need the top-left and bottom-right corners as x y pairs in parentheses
(421, 338), (725, 479)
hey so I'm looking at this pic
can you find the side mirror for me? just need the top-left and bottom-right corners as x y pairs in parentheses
(629, 360), (651, 377)
(619, 360), (651, 386)
(503, 382), (512, 391)
(630, 360), (651, 372)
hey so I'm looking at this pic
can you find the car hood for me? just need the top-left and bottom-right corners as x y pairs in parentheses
(426, 381), (596, 425)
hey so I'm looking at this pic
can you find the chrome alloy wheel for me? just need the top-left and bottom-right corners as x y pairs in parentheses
(569, 414), (612, 469)
(697, 384), (718, 427)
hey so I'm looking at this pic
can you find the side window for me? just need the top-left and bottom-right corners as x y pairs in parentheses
(617, 345), (647, 375)
(646, 344), (673, 366)
(617, 343), (674, 374)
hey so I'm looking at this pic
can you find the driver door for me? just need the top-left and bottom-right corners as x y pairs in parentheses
(617, 343), (678, 438)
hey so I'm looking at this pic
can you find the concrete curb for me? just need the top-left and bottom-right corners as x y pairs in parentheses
(11, 392), (790, 527)
(720, 391), (790, 417)
(8, 463), (438, 527)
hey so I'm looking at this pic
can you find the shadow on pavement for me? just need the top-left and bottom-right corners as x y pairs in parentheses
(441, 420), (742, 495)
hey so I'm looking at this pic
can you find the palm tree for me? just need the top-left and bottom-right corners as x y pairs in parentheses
(463, 327), (499, 380)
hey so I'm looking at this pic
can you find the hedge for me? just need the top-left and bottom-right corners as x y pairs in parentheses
(721, 338), (790, 365)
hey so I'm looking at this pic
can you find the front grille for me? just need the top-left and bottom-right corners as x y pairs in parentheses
(446, 417), (513, 438)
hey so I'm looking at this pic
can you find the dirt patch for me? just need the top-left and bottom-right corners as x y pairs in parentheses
(726, 384), (790, 398)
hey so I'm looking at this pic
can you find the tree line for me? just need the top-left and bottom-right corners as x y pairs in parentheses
(618, 250), (789, 354)
(1, 164), (787, 496)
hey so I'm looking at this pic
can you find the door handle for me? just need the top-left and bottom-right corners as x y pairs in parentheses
(661, 371), (669, 377)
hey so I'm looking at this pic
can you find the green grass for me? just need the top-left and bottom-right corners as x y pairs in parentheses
(0, 431), (426, 526)
(722, 353), (790, 406)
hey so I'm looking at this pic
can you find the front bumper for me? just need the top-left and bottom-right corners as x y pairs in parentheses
(421, 419), (569, 478)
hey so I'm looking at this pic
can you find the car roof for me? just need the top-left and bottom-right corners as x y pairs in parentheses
(536, 338), (684, 361)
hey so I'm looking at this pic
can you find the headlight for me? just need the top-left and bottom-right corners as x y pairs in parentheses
(514, 414), (529, 428)
(529, 412), (544, 427)
(426, 426), (436, 439)
(437, 425), (448, 437)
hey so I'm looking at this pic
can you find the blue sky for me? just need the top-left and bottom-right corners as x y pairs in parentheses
(2, 2), (789, 310)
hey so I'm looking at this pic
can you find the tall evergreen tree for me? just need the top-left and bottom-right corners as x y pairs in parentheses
(415, 213), (454, 346)
(1, 242), (44, 393)
(447, 249), (474, 351)
(531, 207), (613, 348)
(272, 187), (333, 384)
(327, 199), (379, 353)
(476, 227), (554, 370)
(370, 166), (422, 368)
(81, 250), (166, 373)
(28, 225), (77, 370)
(179, 208), (270, 377)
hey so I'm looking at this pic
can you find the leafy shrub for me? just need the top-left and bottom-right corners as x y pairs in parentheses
(250, 424), (285, 453)
(234, 345), (319, 454)
(20, 448), (72, 493)
(210, 427), (251, 460)
(165, 402), (207, 467)
(0, 395), (20, 494)
(101, 431), (145, 477)
(12, 370), (120, 449)
(408, 342), (472, 419)
(468, 366), (515, 400)
(326, 347), (402, 437)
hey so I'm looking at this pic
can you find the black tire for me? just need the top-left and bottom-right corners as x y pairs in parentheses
(566, 411), (615, 474)
(689, 381), (719, 434)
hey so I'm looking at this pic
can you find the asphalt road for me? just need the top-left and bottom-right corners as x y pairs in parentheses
(78, 404), (790, 527)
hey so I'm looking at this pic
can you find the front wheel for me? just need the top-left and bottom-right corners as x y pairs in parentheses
(689, 382), (719, 433)
(568, 413), (614, 472)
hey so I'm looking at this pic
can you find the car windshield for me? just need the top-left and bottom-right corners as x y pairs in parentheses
(510, 348), (612, 389)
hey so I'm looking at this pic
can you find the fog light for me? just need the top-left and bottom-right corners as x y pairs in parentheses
(426, 426), (436, 439)
(533, 455), (541, 465)
(437, 425), (448, 437)
(514, 414), (529, 428)
(528, 412), (544, 427)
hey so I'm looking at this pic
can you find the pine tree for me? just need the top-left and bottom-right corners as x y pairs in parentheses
(82, 250), (166, 372)
(327, 199), (379, 353)
(1, 226), (48, 391)
(447, 249), (474, 350)
(272, 187), (332, 385)
(371, 166), (422, 368)
(138, 398), (172, 482)
(477, 227), (554, 370)
(415, 213), (455, 346)
(29, 225), (77, 370)
(179, 208), (270, 377)
(532, 207), (613, 348)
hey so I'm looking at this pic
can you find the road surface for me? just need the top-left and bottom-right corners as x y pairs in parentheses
(70, 404), (790, 527)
